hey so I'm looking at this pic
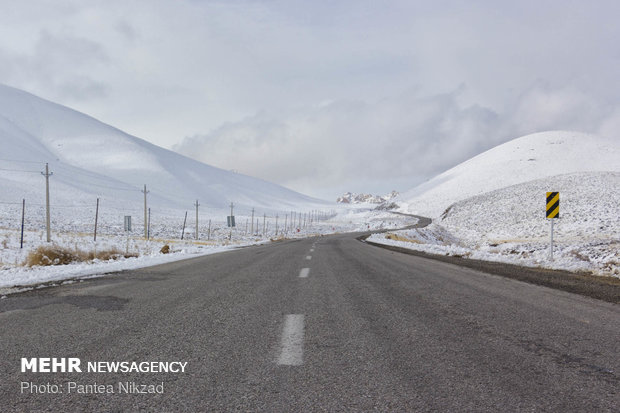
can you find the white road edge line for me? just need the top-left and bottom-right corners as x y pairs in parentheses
(277, 314), (305, 366)
(299, 268), (310, 278)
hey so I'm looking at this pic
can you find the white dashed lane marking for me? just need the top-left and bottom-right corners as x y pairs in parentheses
(277, 314), (305, 366)
(299, 268), (310, 278)
(305, 256), (312, 260)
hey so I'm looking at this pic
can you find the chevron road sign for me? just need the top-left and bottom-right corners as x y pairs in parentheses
(546, 192), (560, 261)
(546, 192), (560, 219)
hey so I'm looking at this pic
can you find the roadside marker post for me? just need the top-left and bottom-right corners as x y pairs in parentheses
(546, 192), (560, 261)
(124, 215), (132, 255)
(227, 202), (235, 240)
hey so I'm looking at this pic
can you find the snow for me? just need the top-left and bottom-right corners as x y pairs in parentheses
(371, 131), (620, 277)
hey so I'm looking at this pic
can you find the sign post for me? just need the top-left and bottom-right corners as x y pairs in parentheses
(546, 192), (560, 261)
(227, 202), (235, 240)
(124, 215), (132, 255)
(124, 216), (132, 232)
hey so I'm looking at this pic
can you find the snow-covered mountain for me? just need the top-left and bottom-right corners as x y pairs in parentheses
(337, 190), (399, 204)
(0, 84), (326, 213)
(400, 131), (620, 217)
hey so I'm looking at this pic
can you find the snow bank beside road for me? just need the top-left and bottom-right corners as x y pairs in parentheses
(0, 240), (244, 294)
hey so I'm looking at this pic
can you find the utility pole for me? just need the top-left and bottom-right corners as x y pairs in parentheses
(284, 214), (288, 235)
(263, 213), (266, 235)
(142, 184), (149, 240)
(94, 198), (99, 242)
(181, 211), (188, 240)
(41, 163), (53, 242)
(20, 199), (25, 249)
(251, 208), (255, 235)
(195, 199), (200, 240)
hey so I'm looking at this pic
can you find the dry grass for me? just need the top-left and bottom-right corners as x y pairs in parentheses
(94, 248), (138, 261)
(25, 245), (138, 267)
(385, 233), (422, 243)
(569, 249), (591, 262)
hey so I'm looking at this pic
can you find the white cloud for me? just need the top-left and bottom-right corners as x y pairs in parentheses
(175, 84), (620, 199)
(174, 89), (503, 198)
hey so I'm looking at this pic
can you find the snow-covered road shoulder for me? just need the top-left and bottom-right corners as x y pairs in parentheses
(0, 243), (244, 295)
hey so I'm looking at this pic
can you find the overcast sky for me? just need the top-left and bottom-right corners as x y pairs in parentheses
(1, 0), (619, 199)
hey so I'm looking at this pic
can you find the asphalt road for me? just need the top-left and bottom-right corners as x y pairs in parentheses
(1, 233), (618, 412)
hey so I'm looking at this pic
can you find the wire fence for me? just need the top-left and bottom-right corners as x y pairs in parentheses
(0, 160), (337, 245)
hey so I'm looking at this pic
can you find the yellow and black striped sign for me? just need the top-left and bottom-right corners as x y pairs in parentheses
(546, 192), (559, 219)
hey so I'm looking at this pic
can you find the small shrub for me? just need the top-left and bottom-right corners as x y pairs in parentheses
(570, 250), (591, 262)
(25, 245), (137, 267)
(25, 245), (81, 266)
(95, 248), (137, 261)
(440, 205), (453, 220)
(385, 233), (421, 243)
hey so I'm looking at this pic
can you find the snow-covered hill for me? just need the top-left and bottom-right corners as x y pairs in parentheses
(0, 84), (342, 290)
(400, 131), (620, 217)
(0, 83), (326, 213)
(373, 131), (620, 277)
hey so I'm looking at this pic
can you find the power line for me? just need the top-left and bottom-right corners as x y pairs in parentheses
(0, 158), (45, 164)
(74, 181), (140, 192)
(48, 204), (96, 209)
(38, 162), (141, 191)
(0, 167), (41, 173)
